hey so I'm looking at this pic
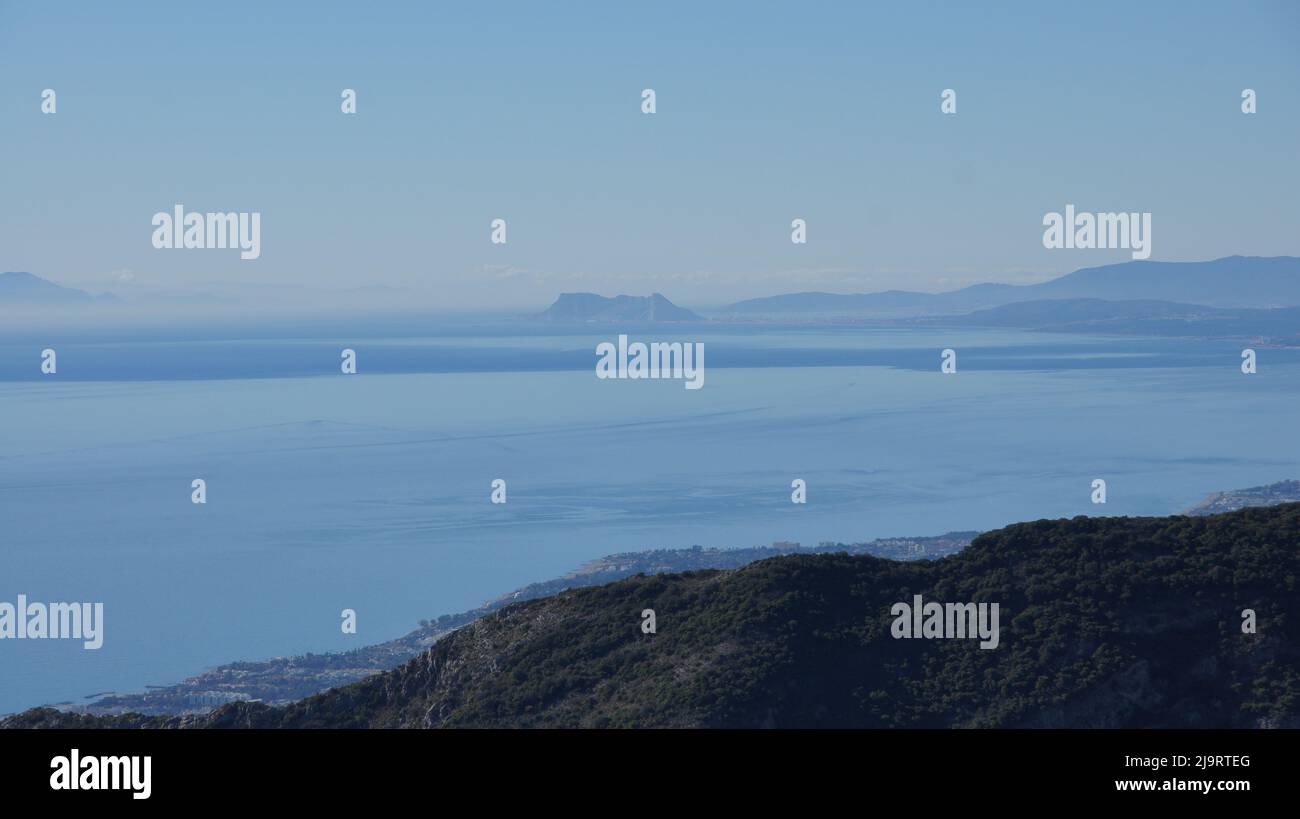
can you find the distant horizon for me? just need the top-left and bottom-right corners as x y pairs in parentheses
(5, 253), (1300, 318)
(4, 1), (1298, 311)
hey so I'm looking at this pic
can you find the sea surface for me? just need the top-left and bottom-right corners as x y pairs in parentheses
(2, 322), (1298, 714)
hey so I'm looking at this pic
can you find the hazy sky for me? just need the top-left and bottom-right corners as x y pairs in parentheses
(2, 1), (1298, 310)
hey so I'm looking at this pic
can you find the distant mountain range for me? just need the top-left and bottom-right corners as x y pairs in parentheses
(11, 502), (1299, 728)
(538, 292), (702, 322)
(529, 257), (1300, 344)
(913, 298), (1300, 345)
(0, 271), (116, 304)
(724, 256), (1300, 317)
(11, 257), (1300, 326)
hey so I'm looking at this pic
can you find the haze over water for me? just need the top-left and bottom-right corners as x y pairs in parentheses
(2, 322), (1298, 715)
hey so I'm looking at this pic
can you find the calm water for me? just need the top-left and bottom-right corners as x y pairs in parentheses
(2, 324), (1298, 714)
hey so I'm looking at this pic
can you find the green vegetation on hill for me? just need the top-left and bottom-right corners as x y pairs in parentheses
(7, 505), (1298, 729)
(63, 534), (971, 716)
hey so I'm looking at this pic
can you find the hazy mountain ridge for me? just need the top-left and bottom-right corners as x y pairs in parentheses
(0, 271), (116, 304)
(914, 298), (1300, 345)
(9, 503), (1298, 729)
(11, 257), (1298, 329)
(723, 256), (1300, 317)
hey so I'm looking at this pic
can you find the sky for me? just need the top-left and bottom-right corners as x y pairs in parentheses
(1, 0), (1298, 311)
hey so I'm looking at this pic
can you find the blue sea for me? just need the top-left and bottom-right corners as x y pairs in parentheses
(2, 321), (1298, 715)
